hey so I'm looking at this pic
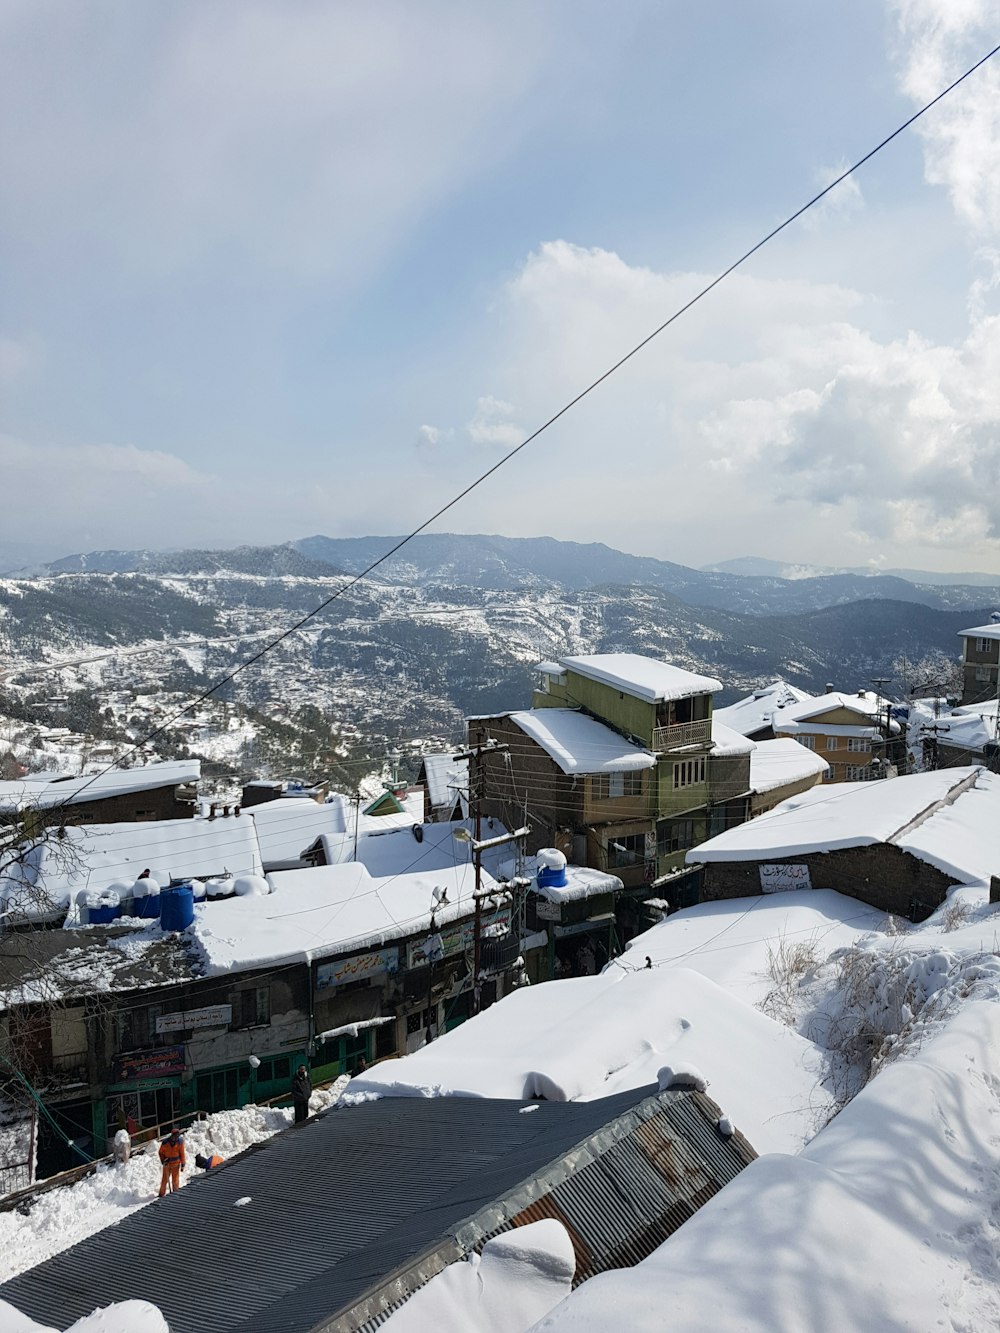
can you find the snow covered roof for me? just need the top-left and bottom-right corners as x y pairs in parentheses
(418, 753), (469, 810)
(507, 709), (656, 775)
(0, 923), (193, 1006)
(510, 854), (622, 904)
(0, 760), (200, 813)
(352, 817), (512, 880)
(247, 799), (349, 870)
(558, 654), (722, 702)
(346, 965), (830, 1154)
(687, 767), (1000, 885)
(1, 814), (263, 916)
(771, 690), (889, 724)
(749, 738), (829, 794)
(710, 719), (755, 757)
(527, 1001), (1000, 1333)
(772, 719), (898, 738)
(712, 680), (816, 737)
(959, 621), (1000, 640)
(192, 857), (500, 974)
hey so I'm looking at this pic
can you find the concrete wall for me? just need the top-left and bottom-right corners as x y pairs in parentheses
(699, 842), (956, 920)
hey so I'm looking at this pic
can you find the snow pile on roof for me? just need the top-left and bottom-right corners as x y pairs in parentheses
(621, 890), (887, 1007)
(750, 738), (829, 794)
(353, 818), (512, 879)
(507, 709), (656, 775)
(687, 767), (1000, 885)
(771, 690), (892, 728)
(304, 789), (426, 865)
(0, 760), (199, 814)
(344, 965), (832, 1153)
(0, 1298), (169, 1331)
(959, 620), (1000, 641)
(713, 680), (815, 737)
(710, 719), (755, 757)
(907, 697), (998, 761)
(533, 1000), (1000, 1333)
(191, 855), (500, 974)
(518, 854), (622, 905)
(419, 754), (469, 811)
(1, 816), (263, 918)
(383, 1219), (575, 1333)
(559, 654), (722, 701)
(247, 798), (348, 869)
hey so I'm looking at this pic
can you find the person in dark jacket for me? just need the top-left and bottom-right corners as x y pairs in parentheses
(291, 1064), (312, 1123)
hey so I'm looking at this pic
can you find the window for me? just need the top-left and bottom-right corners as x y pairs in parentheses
(845, 765), (869, 781)
(608, 833), (646, 868)
(976, 665), (993, 682)
(672, 757), (706, 789)
(975, 637), (992, 653)
(847, 737), (869, 752)
(797, 736), (815, 750)
(231, 986), (270, 1030)
(593, 771), (643, 800)
(826, 737), (838, 752)
(120, 1002), (164, 1052)
(657, 819), (695, 856)
(823, 768), (834, 781)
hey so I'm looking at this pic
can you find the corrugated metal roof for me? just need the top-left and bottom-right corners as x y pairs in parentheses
(0, 1086), (754, 1333)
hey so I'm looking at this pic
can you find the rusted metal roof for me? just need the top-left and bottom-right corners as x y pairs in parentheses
(1, 1085), (755, 1333)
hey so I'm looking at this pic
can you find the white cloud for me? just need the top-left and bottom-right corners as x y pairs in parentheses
(0, 334), (41, 382)
(890, 0), (1000, 232)
(466, 396), (524, 449)
(422, 240), (1000, 566)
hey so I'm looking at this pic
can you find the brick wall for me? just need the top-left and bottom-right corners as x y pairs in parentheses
(699, 842), (956, 920)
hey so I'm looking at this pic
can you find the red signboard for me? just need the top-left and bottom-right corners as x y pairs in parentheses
(112, 1045), (186, 1083)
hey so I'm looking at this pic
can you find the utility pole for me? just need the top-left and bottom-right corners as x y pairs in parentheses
(870, 677), (892, 777)
(451, 737), (529, 1014)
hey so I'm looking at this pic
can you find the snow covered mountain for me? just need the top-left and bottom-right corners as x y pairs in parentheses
(0, 536), (992, 783)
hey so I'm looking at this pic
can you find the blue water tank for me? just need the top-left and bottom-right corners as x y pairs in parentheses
(160, 883), (195, 932)
(134, 891), (161, 919)
(537, 864), (568, 889)
(88, 901), (121, 925)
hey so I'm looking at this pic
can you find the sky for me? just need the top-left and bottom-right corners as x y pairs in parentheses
(2, 0), (1000, 575)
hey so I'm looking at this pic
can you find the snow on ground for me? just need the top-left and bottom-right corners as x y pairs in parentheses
(0, 1079), (347, 1285)
(531, 998), (1000, 1333)
(384, 1219), (576, 1333)
(344, 964), (834, 1153)
(620, 889), (887, 1006)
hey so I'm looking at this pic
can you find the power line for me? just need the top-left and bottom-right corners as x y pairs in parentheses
(41, 38), (1000, 808)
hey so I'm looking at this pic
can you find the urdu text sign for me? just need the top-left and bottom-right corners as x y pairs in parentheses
(759, 863), (812, 893)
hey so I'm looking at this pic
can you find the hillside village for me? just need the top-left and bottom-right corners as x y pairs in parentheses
(1, 624), (1000, 1331)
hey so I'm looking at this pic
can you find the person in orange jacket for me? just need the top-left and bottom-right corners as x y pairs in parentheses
(158, 1126), (186, 1196)
(195, 1152), (224, 1171)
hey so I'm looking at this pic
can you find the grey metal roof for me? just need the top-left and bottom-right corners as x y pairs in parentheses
(1, 1086), (754, 1333)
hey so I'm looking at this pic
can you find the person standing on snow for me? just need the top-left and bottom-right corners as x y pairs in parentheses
(291, 1064), (312, 1123)
(158, 1125), (186, 1195)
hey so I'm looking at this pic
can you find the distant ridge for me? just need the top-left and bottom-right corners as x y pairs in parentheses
(704, 554), (1000, 588)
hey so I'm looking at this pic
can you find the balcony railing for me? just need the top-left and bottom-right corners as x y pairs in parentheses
(652, 719), (712, 751)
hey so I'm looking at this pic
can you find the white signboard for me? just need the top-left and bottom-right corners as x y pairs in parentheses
(535, 898), (562, 922)
(316, 947), (399, 990)
(759, 863), (812, 894)
(155, 1004), (232, 1034)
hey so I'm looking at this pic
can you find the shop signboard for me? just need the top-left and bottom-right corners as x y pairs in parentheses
(759, 863), (812, 893)
(155, 1004), (232, 1034)
(534, 898), (562, 922)
(112, 1045), (186, 1083)
(407, 911), (511, 969)
(316, 947), (399, 989)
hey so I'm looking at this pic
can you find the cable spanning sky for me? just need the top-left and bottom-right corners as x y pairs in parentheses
(2, 1), (999, 575)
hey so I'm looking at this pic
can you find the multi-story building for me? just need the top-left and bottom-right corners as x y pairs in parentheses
(769, 689), (898, 782)
(470, 653), (738, 897)
(958, 619), (1000, 706)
